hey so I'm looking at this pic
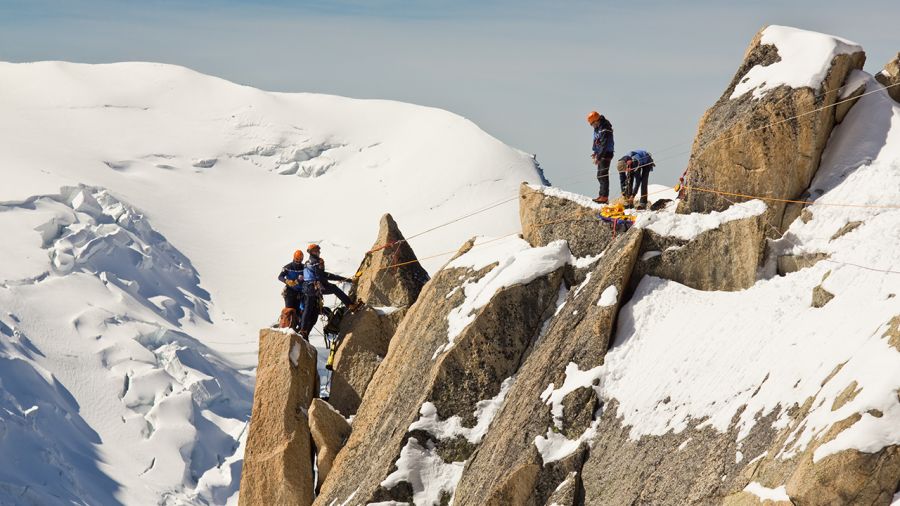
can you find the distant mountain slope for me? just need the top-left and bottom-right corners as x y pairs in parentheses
(0, 62), (544, 505)
(0, 61), (545, 343)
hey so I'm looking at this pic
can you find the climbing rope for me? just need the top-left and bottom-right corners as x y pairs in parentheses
(680, 185), (900, 209)
(359, 82), (900, 256)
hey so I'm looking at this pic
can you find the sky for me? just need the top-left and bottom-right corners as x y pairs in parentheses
(1, 0), (898, 194)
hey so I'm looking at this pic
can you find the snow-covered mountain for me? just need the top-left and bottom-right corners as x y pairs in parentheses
(0, 62), (544, 505)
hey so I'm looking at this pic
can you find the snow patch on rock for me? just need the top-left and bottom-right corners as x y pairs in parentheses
(731, 25), (862, 100)
(409, 376), (514, 444)
(540, 362), (603, 430)
(534, 420), (600, 465)
(634, 199), (767, 241)
(743, 482), (790, 502)
(380, 438), (465, 506)
(596, 285), (619, 307)
(436, 238), (571, 358)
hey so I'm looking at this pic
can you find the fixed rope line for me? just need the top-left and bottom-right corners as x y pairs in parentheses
(405, 195), (520, 241)
(681, 185), (900, 209)
(822, 259), (900, 276)
(710, 81), (900, 148)
(373, 232), (523, 273)
(363, 195), (519, 255)
(371, 186), (681, 272)
(620, 80), (900, 177)
(360, 82), (900, 255)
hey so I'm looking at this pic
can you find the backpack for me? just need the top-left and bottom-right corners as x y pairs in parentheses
(629, 150), (653, 170)
(279, 307), (297, 329)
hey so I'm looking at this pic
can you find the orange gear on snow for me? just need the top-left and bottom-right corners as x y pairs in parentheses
(600, 202), (637, 222)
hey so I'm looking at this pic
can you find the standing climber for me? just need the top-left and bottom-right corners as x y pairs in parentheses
(277, 249), (305, 329)
(618, 149), (656, 210)
(588, 111), (615, 203)
(299, 244), (360, 338)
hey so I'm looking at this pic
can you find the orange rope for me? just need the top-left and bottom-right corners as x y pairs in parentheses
(366, 240), (403, 254)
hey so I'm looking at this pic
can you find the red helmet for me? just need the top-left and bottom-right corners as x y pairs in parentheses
(587, 111), (601, 125)
(293, 250), (304, 262)
(307, 243), (320, 253)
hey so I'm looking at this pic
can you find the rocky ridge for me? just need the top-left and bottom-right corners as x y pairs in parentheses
(240, 26), (900, 506)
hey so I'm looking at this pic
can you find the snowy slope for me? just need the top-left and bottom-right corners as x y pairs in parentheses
(0, 62), (543, 505)
(600, 74), (900, 473)
(0, 61), (544, 345)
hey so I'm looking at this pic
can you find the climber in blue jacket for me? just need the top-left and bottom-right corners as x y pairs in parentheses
(278, 249), (306, 311)
(588, 110), (615, 203)
(299, 243), (360, 338)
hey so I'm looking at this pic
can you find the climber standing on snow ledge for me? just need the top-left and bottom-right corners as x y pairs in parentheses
(618, 149), (656, 210)
(276, 249), (305, 329)
(299, 243), (360, 339)
(588, 110), (615, 204)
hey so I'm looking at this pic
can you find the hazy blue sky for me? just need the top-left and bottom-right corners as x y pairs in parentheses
(2, 0), (898, 193)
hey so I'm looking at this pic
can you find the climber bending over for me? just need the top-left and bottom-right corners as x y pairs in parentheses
(617, 149), (655, 210)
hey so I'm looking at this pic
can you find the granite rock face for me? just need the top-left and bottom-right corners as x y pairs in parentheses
(315, 239), (568, 505)
(452, 229), (643, 505)
(677, 26), (865, 233)
(632, 202), (767, 292)
(351, 213), (429, 308)
(239, 330), (318, 506)
(327, 306), (407, 416)
(329, 214), (427, 416)
(875, 52), (900, 102)
(309, 398), (352, 492)
(520, 183), (613, 258)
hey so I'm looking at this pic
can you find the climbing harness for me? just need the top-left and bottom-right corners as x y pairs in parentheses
(318, 280), (355, 396)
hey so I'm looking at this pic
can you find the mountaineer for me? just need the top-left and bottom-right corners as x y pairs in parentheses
(276, 249), (305, 329)
(618, 149), (656, 210)
(299, 243), (360, 338)
(588, 110), (615, 203)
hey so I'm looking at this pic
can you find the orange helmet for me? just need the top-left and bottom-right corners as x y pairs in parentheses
(587, 111), (601, 125)
(293, 250), (304, 262)
(307, 243), (320, 253)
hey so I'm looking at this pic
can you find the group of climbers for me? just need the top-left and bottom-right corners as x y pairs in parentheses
(278, 243), (361, 340)
(587, 111), (656, 210)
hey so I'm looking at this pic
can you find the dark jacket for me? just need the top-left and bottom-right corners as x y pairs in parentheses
(592, 116), (615, 157)
(278, 261), (305, 292)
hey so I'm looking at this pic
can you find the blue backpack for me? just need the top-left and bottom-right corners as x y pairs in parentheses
(628, 150), (653, 170)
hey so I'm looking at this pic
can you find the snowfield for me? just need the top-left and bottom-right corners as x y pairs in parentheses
(0, 61), (543, 505)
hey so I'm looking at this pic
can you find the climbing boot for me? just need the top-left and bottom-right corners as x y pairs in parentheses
(592, 196), (609, 204)
(635, 201), (647, 210)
